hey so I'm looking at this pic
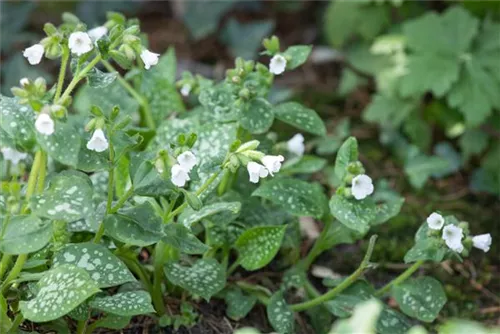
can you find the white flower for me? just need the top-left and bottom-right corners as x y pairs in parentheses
(472, 233), (492, 253)
(1, 147), (28, 165)
(426, 212), (445, 230)
(68, 32), (93, 56)
(351, 174), (374, 200)
(23, 44), (44, 65)
(269, 54), (287, 75)
(180, 84), (191, 97)
(261, 155), (284, 176)
(88, 26), (108, 42)
(177, 151), (197, 172)
(140, 49), (160, 70)
(35, 113), (55, 135)
(171, 164), (190, 187)
(247, 161), (269, 184)
(86, 129), (109, 152)
(20, 78), (29, 87)
(442, 225), (464, 253)
(287, 133), (305, 156)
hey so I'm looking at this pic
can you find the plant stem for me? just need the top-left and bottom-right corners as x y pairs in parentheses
(21, 150), (44, 213)
(54, 46), (70, 102)
(152, 242), (167, 315)
(0, 255), (12, 281)
(7, 313), (23, 333)
(290, 235), (378, 312)
(93, 142), (115, 244)
(375, 260), (425, 297)
(109, 186), (134, 213)
(36, 151), (47, 193)
(1, 254), (27, 294)
(101, 59), (155, 130)
(227, 259), (240, 276)
(57, 55), (102, 104)
(76, 320), (87, 334)
(300, 217), (333, 270)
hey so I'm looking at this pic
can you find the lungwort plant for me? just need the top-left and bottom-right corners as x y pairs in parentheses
(0, 12), (493, 334)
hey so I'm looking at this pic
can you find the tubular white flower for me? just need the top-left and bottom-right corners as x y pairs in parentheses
(269, 54), (287, 75)
(23, 44), (44, 65)
(351, 174), (374, 200)
(86, 129), (109, 152)
(287, 133), (305, 156)
(247, 161), (269, 184)
(1, 147), (28, 165)
(177, 151), (197, 172)
(35, 113), (55, 135)
(88, 26), (108, 42)
(140, 49), (160, 70)
(180, 84), (191, 97)
(68, 32), (93, 56)
(472, 233), (492, 253)
(261, 155), (284, 176)
(442, 225), (464, 253)
(426, 212), (445, 230)
(171, 164), (190, 187)
(20, 78), (29, 87)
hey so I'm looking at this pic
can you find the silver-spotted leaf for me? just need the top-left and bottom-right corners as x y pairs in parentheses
(334, 136), (359, 182)
(89, 290), (155, 316)
(240, 98), (274, 134)
(274, 102), (326, 136)
(266, 292), (294, 334)
(36, 121), (81, 166)
(178, 201), (241, 228)
(162, 224), (209, 254)
(223, 287), (257, 320)
(283, 45), (312, 70)
(0, 215), (52, 255)
(0, 96), (36, 149)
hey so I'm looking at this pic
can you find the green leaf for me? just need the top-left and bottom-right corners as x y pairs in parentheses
(325, 280), (375, 317)
(31, 171), (94, 222)
(0, 96), (36, 149)
(53, 243), (135, 288)
(129, 152), (175, 196)
(183, 1), (234, 40)
(458, 129), (489, 162)
(89, 290), (155, 316)
(19, 264), (100, 322)
(329, 195), (376, 233)
(334, 137), (358, 182)
(87, 67), (117, 88)
(266, 292), (294, 334)
(0, 215), (52, 255)
(252, 177), (325, 218)
(404, 239), (446, 264)
(164, 259), (226, 301)
(220, 19), (275, 59)
(36, 120), (81, 166)
(234, 226), (286, 271)
(274, 102), (326, 136)
(178, 201), (241, 228)
(392, 276), (447, 322)
(198, 84), (239, 122)
(283, 45), (312, 70)
(93, 314), (131, 330)
(281, 155), (327, 175)
(223, 287), (257, 320)
(162, 224), (209, 255)
(363, 94), (417, 127)
(371, 196), (405, 226)
(240, 98), (274, 134)
(404, 153), (450, 189)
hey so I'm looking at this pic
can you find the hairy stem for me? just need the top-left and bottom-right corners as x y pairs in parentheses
(54, 46), (70, 102)
(109, 186), (134, 214)
(57, 55), (102, 104)
(1, 254), (27, 294)
(21, 150), (44, 213)
(375, 260), (425, 297)
(94, 142), (115, 244)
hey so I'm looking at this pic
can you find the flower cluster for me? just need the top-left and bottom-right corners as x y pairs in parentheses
(171, 151), (198, 187)
(427, 212), (492, 253)
(247, 155), (284, 184)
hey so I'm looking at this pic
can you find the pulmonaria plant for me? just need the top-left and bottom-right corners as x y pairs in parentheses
(0, 12), (493, 334)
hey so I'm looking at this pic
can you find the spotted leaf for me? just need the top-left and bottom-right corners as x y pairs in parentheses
(267, 292), (294, 334)
(89, 290), (155, 316)
(334, 136), (359, 182)
(223, 287), (257, 321)
(235, 226), (286, 271)
(0, 215), (52, 255)
(274, 102), (326, 136)
(283, 45), (312, 70)
(0, 96), (36, 149)
(36, 120), (81, 167)
(162, 224), (208, 254)
(240, 98), (274, 134)
(19, 264), (100, 322)
(164, 259), (225, 301)
(53, 243), (135, 288)
(178, 201), (241, 228)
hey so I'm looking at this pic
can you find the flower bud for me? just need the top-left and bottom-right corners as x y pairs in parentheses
(243, 150), (265, 160)
(236, 140), (260, 153)
(262, 35), (280, 54)
(347, 161), (364, 174)
(50, 105), (67, 118)
(110, 106), (120, 121)
(123, 34), (140, 45)
(62, 12), (80, 24)
(45, 43), (62, 59)
(239, 88), (250, 100)
(109, 50), (132, 69)
(107, 11), (126, 25)
(85, 118), (97, 132)
(109, 24), (124, 42)
(124, 25), (140, 35)
(43, 23), (58, 36)
(181, 189), (203, 211)
(343, 173), (355, 185)
(463, 236), (473, 248)
(119, 44), (136, 61)
(11, 87), (29, 98)
(34, 77), (47, 93)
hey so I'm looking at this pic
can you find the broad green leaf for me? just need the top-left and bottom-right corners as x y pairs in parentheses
(363, 94), (417, 127)
(183, 1), (234, 40)
(281, 155), (327, 174)
(151, 117), (198, 151)
(404, 153), (450, 189)
(53, 243), (135, 288)
(252, 178), (325, 218)
(31, 171), (94, 222)
(274, 102), (326, 136)
(458, 129), (489, 162)
(392, 276), (447, 322)
(371, 196), (405, 225)
(87, 67), (117, 88)
(266, 292), (294, 334)
(164, 259), (226, 301)
(334, 137), (358, 182)
(36, 120), (81, 166)
(404, 239), (447, 264)
(0, 96), (36, 149)
(178, 201), (241, 228)
(205, 221), (244, 248)
(162, 224), (209, 254)
(0, 215), (51, 255)
(220, 19), (275, 59)
(90, 290), (155, 316)
(329, 195), (375, 233)
(377, 307), (412, 334)
(93, 314), (131, 330)
(235, 226), (286, 271)
(19, 264), (100, 322)
(223, 287), (257, 320)
(439, 319), (496, 334)
(130, 152), (175, 197)
(325, 280), (375, 317)
(283, 45), (312, 70)
(240, 98), (274, 134)
(198, 84), (239, 122)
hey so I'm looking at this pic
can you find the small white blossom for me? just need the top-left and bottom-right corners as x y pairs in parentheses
(171, 164), (190, 187)
(442, 225), (464, 253)
(23, 44), (44, 65)
(472, 233), (492, 253)
(86, 129), (109, 152)
(1, 147), (28, 165)
(269, 54), (287, 75)
(287, 133), (305, 156)
(35, 113), (55, 135)
(247, 161), (269, 184)
(180, 84), (191, 97)
(68, 32), (93, 56)
(261, 155), (284, 176)
(140, 49), (160, 70)
(20, 78), (29, 87)
(177, 151), (197, 172)
(426, 212), (445, 230)
(88, 26), (108, 42)
(351, 174), (374, 200)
